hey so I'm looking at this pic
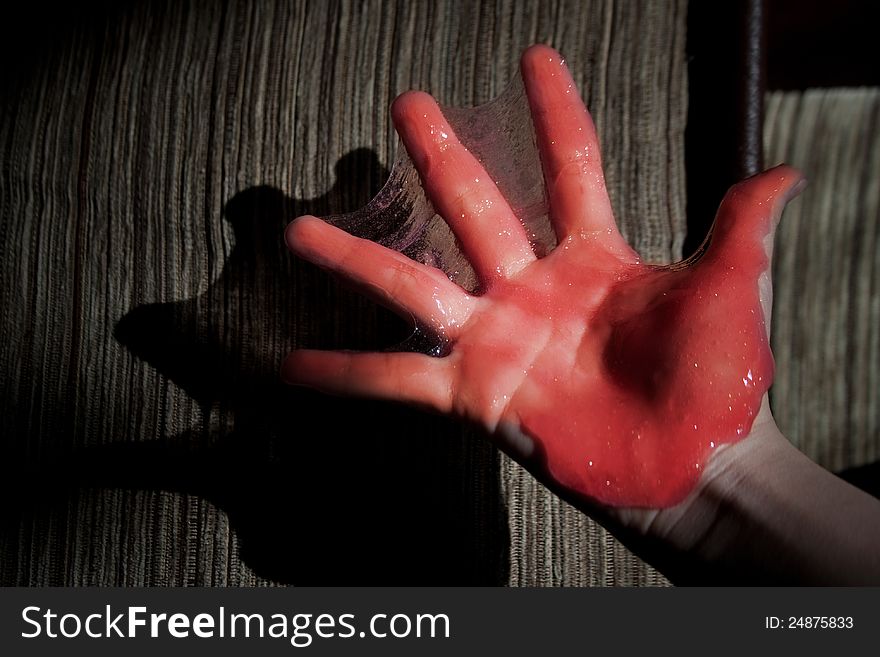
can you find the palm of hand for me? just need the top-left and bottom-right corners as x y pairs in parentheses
(284, 45), (802, 509)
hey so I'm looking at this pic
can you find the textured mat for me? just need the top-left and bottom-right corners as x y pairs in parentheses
(0, 0), (686, 586)
(766, 89), (880, 471)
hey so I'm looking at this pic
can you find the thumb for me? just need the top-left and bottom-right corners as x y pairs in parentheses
(701, 164), (806, 269)
(695, 164), (806, 336)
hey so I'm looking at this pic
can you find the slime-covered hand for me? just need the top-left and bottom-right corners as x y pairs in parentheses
(283, 45), (803, 509)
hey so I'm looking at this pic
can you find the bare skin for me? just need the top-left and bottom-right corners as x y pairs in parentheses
(282, 45), (880, 584)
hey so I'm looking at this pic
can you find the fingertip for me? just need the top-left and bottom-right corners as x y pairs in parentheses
(281, 349), (333, 387)
(765, 163), (804, 181)
(284, 214), (313, 246)
(788, 177), (808, 202)
(767, 163), (806, 192)
(776, 165), (808, 203)
(520, 45), (572, 93)
(391, 90), (438, 126)
(735, 164), (807, 209)
(521, 44), (564, 74)
(280, 350), (302, 385)
(285, 214), (323, 255)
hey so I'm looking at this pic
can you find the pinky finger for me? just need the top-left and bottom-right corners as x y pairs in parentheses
(281, 349), (454, 414)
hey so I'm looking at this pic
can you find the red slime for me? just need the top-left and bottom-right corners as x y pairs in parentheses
(282, 45), (803, 508)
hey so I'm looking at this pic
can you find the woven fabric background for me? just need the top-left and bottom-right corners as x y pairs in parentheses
(0, 0), (687, 585)
(766, 89), (880, 472)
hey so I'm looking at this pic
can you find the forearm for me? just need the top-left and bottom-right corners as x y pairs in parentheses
(643, 424), (880, 585)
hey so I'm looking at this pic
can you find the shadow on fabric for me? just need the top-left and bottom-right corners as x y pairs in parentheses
(8, 148), (510, 585)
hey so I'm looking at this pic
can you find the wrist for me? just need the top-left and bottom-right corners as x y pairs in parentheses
(675, 419), (791, 560)
(605, 416), (791, 583)
(647, 417), (880, 584)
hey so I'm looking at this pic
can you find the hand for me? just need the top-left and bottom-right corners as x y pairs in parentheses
(282, 45), (803, 515)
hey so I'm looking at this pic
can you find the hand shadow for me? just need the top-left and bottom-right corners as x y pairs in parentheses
(43, 148), (509, 585)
